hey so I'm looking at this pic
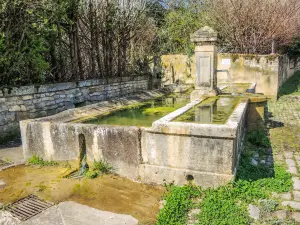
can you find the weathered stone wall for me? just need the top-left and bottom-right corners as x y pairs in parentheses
(161, 54), (300, 98)
(0, 76), (149, 143)
(21, 90), (168, 180)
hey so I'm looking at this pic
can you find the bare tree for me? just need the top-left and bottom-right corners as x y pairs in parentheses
(203, 0), (300, 54)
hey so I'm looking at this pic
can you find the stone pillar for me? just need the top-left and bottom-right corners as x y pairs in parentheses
(190, 26), (219, 101)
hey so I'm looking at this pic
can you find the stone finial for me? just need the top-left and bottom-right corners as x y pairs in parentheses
(190, 26), (218, 44)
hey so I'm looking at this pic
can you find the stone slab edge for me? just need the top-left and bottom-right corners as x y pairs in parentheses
(19, 89), (169, 125)
(148, 98), (249, 138)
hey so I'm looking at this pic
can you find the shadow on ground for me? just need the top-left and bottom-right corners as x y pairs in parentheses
(278, 71), (300, 98)
(236, 130), (275, 182)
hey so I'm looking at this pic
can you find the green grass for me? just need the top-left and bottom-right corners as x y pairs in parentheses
(84, 160), (115, 179)
(27, 155), (58, 166)
(157, 185), (202, 225)
(156, 130), (293, 225)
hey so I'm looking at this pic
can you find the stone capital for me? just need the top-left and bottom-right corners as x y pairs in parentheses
(190, 26), (218, 45)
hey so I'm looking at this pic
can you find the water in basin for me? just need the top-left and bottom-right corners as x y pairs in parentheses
(173, 97), (240, 124)
(82, 93), (190, 127)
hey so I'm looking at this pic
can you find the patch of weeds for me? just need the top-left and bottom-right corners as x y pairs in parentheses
(157, 128), (293, 224)
(93, 160), (114, 174)
(35, 183), (48, 192)
(84, 160), (114, 179)
(259, 199), (278, 213)
(234, 164), (292, 202)
(195, 164), (292, 225)
(246, 130), (271, 148)
(85, 170), (99, 179)
(27, 155), (58, 166)
(197, 185), (249, 225)
(156, 184), (201, 225)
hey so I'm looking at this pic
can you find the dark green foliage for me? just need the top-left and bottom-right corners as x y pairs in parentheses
(288, 37), (300, 58)
(0, 0), (160, 88)
(156, 185), (201, 225)
(157, 1), (203, 55)
(0, 0), (52, 87)
(246, 130), (271, 148)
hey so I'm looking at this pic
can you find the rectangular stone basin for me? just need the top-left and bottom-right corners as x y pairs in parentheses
(139, 97), (248, 187)
(20, 90), (248, 188)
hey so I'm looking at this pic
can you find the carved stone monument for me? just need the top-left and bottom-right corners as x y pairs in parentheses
(190, 26), (219, 101)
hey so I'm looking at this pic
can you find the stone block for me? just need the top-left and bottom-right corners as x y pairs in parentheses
(272, 192), (292, 200)
(284, 151), (294, 159)
(274, 210), (287, 220)
(293, 177), (300, 190)
(286, 158), (296, 167)
(22, 95), (33, 100)
(248, 204), (260, 220)
(288, 166), (298, 175)
(291, 212), (300, 222)
(20, 105), (27, 111)
(293, 191), (300, 201)
(282, 201), (300, 209)
(9, 105), (21, 112)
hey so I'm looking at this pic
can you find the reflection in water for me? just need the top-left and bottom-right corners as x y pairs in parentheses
(174, 97), (240, 124)
(194, 100), (216, 123)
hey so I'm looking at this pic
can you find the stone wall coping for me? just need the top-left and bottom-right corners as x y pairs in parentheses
(149, 98), (249, 138)
(20, 89), (170, 124)
(1, 75), (148, 97)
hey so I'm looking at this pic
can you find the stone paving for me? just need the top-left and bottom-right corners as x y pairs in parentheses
(0, 201), (138, 225)
(268, 95), (300, 127)
(267, 87), (300, 223)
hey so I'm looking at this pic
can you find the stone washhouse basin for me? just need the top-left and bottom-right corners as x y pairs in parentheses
(20, 88), (250, 188)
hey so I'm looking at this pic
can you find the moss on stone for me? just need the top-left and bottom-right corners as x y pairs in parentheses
(142, 107), (176, 116)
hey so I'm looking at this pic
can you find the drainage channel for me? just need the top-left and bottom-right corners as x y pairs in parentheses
(6, 195), (54, 221)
